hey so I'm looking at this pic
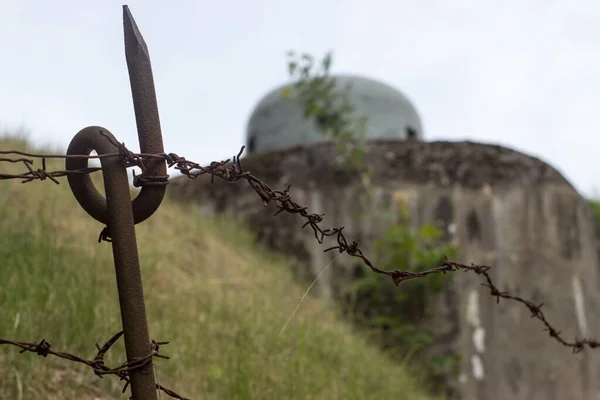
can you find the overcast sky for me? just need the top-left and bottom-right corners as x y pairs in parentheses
(1, 1), (600, 197)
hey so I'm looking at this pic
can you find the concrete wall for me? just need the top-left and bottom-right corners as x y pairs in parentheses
(168, 139), (600, 400)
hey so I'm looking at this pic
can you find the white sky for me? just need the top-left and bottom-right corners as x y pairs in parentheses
(1, 1), (600, 197)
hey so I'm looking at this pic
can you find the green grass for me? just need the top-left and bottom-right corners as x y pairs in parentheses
(0, 136), (433, 399)
(589, 199), (600, 222)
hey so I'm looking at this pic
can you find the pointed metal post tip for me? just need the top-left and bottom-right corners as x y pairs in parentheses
(121, 4), (165, 157)
(123, 5), (149, 59)
(121, 4), (168, 219)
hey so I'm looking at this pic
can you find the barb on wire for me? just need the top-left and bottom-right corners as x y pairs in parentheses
(0, 331), (189, 400)
(0, 155), (101, 184)
(2, 139), (600, 356)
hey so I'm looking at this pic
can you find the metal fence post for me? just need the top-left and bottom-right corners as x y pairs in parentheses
(64, 5), (169, 399)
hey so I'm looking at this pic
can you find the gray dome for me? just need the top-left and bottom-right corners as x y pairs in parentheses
(246, 74), (424, 154)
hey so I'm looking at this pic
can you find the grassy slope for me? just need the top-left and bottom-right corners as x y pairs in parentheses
(0, 136), (432, 400)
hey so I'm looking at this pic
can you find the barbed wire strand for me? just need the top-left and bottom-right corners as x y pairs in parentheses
(0, 331), (188, 399)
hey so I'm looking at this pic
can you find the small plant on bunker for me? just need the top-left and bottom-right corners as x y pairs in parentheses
(283, 50), (461, 393)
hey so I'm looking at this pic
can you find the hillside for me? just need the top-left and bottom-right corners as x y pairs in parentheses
(0, 136), (433, 399)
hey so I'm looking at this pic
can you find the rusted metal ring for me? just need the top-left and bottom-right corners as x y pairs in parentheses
(66, 126), (166, 225)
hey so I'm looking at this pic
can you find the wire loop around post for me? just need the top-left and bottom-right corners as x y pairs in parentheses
(65, 126), (166, 225)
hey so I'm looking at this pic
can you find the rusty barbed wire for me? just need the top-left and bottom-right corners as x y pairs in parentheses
(0, 331), (189, 399)
(0, 155), (101, 184)
(1, 137), (599, 398)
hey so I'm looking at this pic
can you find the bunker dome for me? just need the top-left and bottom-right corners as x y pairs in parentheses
(245, 74), (424, 154)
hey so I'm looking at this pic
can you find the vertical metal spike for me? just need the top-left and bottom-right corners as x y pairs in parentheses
(123, 5), (167, 197)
